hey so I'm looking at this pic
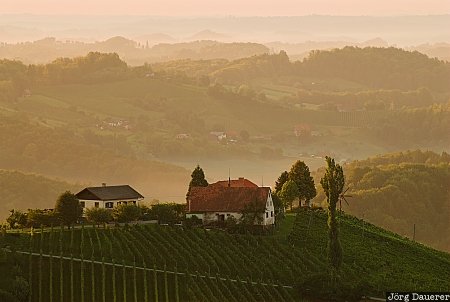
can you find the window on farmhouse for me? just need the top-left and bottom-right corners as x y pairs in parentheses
(266, 212), (268, 218)
(271, 211), (273, 217)
(105, 202), (113, 208)
(80, 201), (85, 208)
(95, 202), (99, 208)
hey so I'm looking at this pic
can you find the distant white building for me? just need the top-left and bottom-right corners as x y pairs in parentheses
(209, 131), (227, 141)
(75, 184), (144, 213)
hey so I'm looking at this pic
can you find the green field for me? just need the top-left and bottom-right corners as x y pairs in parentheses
(2, 208), (449, 301)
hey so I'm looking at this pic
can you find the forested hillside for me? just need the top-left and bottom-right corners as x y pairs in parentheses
(173, 47), (450, 92)
(297, 47), (450, 92)
(0, 170), (81, 221)
(313, 150), (450, 251)
(0, 37), (269, 65)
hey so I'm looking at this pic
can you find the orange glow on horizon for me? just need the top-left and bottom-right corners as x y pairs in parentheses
(1, 0), (450, 16)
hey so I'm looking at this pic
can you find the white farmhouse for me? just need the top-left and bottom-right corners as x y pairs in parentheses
(75, 184), (144, 212)
(186, 178), (275, 226)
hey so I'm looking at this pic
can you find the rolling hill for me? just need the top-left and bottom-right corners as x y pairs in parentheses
(1, 209), (449, 301)
(313, 150), (450, 252)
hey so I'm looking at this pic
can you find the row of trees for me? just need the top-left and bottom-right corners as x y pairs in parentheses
(5, 191), (186, 229)
(293, 87), (434, 110)
(273, 158), (345, 278)
(6, 191), (82, 229)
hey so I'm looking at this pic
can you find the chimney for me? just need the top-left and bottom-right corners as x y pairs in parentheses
(239, 177), (244, 180)
(102, 183), (106, 187)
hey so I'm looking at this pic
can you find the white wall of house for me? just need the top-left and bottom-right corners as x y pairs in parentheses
(186, 213), (204, 220)
(79, 198), (142, 214)
(186, 212), (242, 222)
(187, 190), (275, 226)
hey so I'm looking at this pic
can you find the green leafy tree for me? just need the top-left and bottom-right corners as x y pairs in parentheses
(85, 208), (112, 226)
(113, 204), (141, 223)
(279, 180), (299, 210)
(320, 156), (345, 275)
(54, 191), (82, 227)
(6, 210), (27, 229)
(274, 171), (289, 193)
(150, 203), (185, 224)
(271, 193), (284, 215)
(26, 209), (57, 228)
(289, 160), (316, 206)
(240, 199), (264, 226)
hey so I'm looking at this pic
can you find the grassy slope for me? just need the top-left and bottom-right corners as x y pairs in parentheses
(290, 208), (450, 294)
(312, 151), (450, 252)
(2, 209), (449, 300)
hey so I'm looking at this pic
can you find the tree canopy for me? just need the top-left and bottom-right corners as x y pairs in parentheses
(187, 165), (208, 196)
(289, 160), (317, 206)
(279, 180), (299, 210)
(274, 171), (289, 193)
(54, 191), (82, 227)
(113, 204), (141, 223)
(85, 207), (112, 226)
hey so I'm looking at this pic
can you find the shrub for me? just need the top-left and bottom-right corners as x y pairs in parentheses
(85, 207), (112, 226)
(113, 204), (141, 223)
(26, 209), (58, 228)
(184, 215), (202, 228)
(6, 210), (27, 229)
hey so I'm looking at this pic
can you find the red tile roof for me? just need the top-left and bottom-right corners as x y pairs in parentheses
(188, 186), (270, 213)
(210, 177), (259, 188)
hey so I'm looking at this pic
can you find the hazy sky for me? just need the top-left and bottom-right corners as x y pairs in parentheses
(2, 0), (450, 16)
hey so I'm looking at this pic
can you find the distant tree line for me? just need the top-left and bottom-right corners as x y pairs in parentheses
(296, 47), (450, 92)
(368, 102), (450, 146)
(291, 87), (435, 110)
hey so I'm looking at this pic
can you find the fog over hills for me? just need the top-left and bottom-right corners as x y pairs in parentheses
(1, 15), (449, 45)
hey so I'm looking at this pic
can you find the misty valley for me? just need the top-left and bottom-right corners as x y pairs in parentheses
(1, 13), (450, 302)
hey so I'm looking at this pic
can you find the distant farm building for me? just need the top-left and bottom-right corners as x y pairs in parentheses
(186, 178), (275, 226)
(294, 124), (311, 137)
(209, 131), (227, 141)
(75, 184), (144, 212)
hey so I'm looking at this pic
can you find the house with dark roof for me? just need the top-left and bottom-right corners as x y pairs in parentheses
(75, 184), (144, 212)
(186, 178), (275, 226)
